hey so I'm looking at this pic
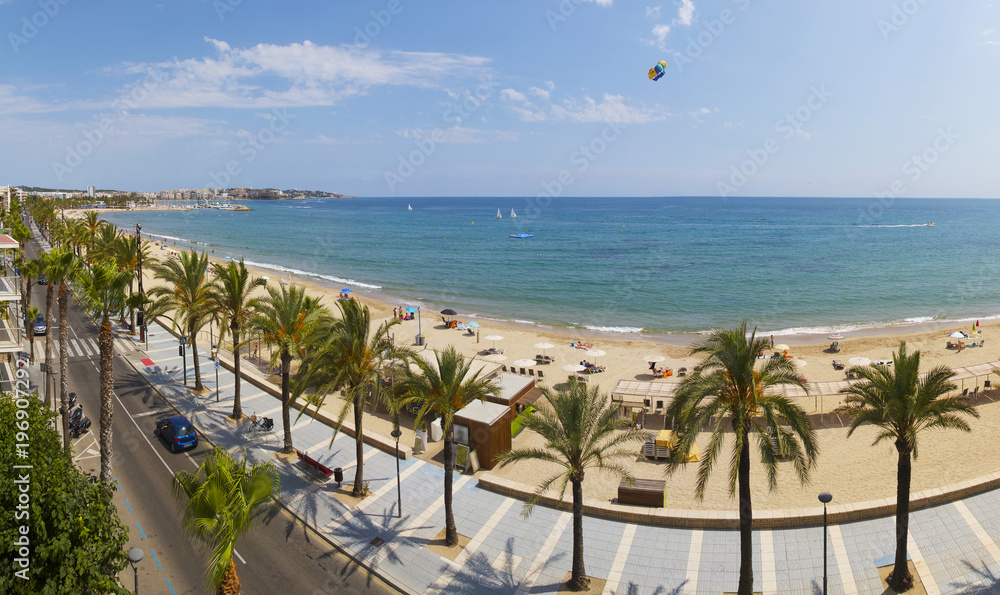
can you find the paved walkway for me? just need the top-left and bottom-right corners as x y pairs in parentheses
(115, 325), (1000, 594)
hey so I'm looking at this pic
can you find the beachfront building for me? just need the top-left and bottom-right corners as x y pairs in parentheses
(0, 233), (23, 393)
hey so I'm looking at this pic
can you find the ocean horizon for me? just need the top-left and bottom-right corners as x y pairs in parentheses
(99, 196), (1000, 338)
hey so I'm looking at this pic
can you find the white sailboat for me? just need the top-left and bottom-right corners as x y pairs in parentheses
(495, 209), (502, 219)
(407, 204), (412, 211)
(510, 208), (517, 218)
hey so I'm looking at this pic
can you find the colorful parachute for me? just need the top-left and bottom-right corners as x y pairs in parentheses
(648, 60), (667, 81)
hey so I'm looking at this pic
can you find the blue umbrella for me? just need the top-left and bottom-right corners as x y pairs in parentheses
(468, 321), (480, 328)
(341, 288), (352, 293)
(405, 307), (417, 313)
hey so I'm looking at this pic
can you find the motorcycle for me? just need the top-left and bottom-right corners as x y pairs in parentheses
(68, 405), (83, 425)
(69, 416), (91, 438)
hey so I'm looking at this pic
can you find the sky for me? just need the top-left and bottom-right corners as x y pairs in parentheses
(1, 0), (997, 198)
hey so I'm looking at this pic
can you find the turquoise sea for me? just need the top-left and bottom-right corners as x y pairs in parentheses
(100, 197), (1000, 339)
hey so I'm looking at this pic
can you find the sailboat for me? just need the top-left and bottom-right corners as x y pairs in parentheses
(407, 204), (412, 211)
(495, 209), (502, 219)
(510, 208), (517, 218)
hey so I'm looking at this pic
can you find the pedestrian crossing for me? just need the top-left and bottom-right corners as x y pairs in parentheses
(37, 336), (139, 358)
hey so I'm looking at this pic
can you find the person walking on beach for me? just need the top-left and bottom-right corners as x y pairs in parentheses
(770, 335), (775, 349)
(393, 307), (397, 319)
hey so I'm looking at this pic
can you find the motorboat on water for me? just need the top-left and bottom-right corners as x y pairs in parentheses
(924, 222), (935, 226)
(509, 233), (534, 239)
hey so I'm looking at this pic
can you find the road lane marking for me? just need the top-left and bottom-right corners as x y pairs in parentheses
(234, 549), (246, 564)
(123, 497), (133, 514)
(150, 548), (163, 571)
(133, 409), (170, 418)
(135, 521), (146, 540)
(164, 577), (177, 595)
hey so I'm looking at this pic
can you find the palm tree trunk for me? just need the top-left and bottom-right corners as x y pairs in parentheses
(58, 282), (70, 457)
(231, 326), (242, 420)
(280, 351), (293, 454)
(737, 426), (754, 595)
(568, 475), (589, 591)
(44, 284), (54, 409)
(216, 558), (241, 595)
(351, 387), (365, 498)
(888, 442), (915, 592)
(443, 427), (456, 546)
(190, 331), (204, 391)
(99, 314), (114, 486)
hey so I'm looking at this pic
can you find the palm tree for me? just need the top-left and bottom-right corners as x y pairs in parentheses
(206, 260), (266, 421)
(45, 248), (78, 455)
(24, 306), (39, 365)
(666, 321), (819, 595)
(149, 249), (213, 391)
(76, 261), (132, 486)
(296, 298), (402, 497)
(89, 223), (120, 265)
(19, 258), (41, 313)
(250, 284), (324, 454)
(395, 347), (496, 546)
(39, 254), (56, 409)
(172, 447), (280, 594)
(840, 342), (977, 592)
(495, 378), (646, 591)
(81, 211), (101, 257)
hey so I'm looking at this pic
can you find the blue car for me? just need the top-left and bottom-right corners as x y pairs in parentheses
(155, 415), (198, 452)
(32, 314), (46, 336)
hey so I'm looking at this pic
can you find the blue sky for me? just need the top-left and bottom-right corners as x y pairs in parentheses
(1, 0), (997, 197)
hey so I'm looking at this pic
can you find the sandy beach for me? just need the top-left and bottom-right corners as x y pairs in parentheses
(89, 210), (1000, 513)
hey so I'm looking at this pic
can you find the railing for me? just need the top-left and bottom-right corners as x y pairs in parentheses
(0, 325), (23, 352)
(0, 276), (20, 301)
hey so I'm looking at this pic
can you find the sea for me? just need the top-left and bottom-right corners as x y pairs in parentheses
(100, 197), (1000, 341)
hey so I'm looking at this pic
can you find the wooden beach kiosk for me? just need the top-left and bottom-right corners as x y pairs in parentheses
(453, 400), (514, 470)
(486, 373), (543, 413)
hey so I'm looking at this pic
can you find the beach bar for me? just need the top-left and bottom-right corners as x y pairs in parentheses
(486, 373), (542, 413)
(453, 400), (513, 470)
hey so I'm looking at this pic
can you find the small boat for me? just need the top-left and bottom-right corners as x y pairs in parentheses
(509, 233), (534, 239)
(495, 209), (502, 219)
(510, 208), (517, 218)
(407, 204), (412, 211)
(924, 222), (935, 226)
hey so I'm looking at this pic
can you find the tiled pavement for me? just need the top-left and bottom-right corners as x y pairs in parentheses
(114, 325), (1000, 594)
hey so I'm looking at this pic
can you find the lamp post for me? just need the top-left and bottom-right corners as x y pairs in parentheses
(391, 428), (402, 518)
(135, 223), (144, 343)
(819, 491), (832, 595)
(127, 547), (143, 593)
(212, 345), (219, 403)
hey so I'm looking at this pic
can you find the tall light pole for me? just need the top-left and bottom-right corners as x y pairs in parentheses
(819, 492), (833, 595)
(212, 344), (219, 403)
(127, 547), (143, 593)
(391, 428), (402, 517)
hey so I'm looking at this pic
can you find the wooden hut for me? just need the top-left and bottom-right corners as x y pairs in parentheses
(453, 400), (513, 470)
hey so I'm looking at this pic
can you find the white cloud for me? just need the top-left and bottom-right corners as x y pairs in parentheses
(551, 94), (665, 124)
(651, 23), (671, 47)
(676, 0), (695, 26)
(983, 28), (996, 35)
(645, 5), (662, 18)
(0, 84), (60, 116)
(500, 88), (527, 102)
(109, 39), (492, 110)
(528, 86), (550, 100)
(986, 40), (999, 45)
(582, 0), (614, 5)
(396, 126), (519, 143)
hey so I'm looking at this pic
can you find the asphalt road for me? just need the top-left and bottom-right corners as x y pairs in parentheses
(26, 231), (395, 594)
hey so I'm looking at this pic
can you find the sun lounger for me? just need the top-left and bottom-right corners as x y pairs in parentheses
(677, 367), (687, 377)
(536, 370), (545, 382)
(519, 367), (527, 376)
(528, 369), (536, 379)
(575, 374), (589, 384)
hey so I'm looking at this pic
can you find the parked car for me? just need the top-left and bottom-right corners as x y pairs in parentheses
(32, 314), (46, 336)
(37, 274), (47, 285)
(154, 415), (198, 452)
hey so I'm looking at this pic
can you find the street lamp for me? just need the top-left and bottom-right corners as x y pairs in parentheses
(127, 547), (143, 593)
(391, 428), (402, 518)
(135, 222), (145, 344)
(212, 345), (219, 403)
(819, 491), (833, 595)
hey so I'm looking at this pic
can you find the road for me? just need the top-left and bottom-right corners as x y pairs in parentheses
(25, 232), (395, 594)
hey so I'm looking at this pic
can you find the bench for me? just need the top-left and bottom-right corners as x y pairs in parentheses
(617, 478), (666, 508)
(641, 440), (671, 460)
(296, 449), (333, 478)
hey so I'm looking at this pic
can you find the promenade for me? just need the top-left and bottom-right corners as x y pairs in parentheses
(95, 324), (1000, 594)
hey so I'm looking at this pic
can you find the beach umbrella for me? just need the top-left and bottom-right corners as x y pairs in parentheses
(563, 363), (587, 372)
(827, 334), (844, 340)
(341, 288), (352, 294)
(468, 321), (480, 328)
(440, 308), (458, 316)
(848, 357), (871, 367)
(259, 276), (269, 282)
(534, 341), (555, 351)
(586, 348), (606, 364)
(643, 354), (666, 363)
(949, 331), (966, 338)
(484, 335), (503, 349)
(405, 307), (417, 313)
(485, 353), (507, 363)
(795, 359), (808, 368)
(513, 358), (537, 367)
(773, 344), (789, 352)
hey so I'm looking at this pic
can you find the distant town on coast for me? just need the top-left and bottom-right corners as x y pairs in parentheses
(3, 185), (356, 207)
